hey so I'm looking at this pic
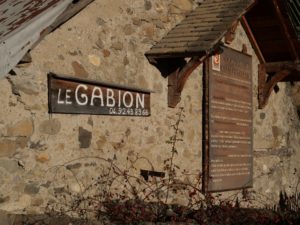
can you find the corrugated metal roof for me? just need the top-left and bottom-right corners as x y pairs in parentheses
(0, 0), (94, 78)
(0, 0), (73, 77)
(0, 0), (64, 41)
(146, 0), (255, 58)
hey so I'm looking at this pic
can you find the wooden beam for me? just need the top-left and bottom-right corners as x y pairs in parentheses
(258, 63), (292, 108)
(281, 71), (300, 82)
(241, 16), (265, 64)
(177, 56), (203, 92)
(271, 0), (299, 60)
(258, 64), (267, 109)
(168, 56), (203, 108)
(264, 60), (300, 73)
(225, 21), (239, 44)
(168, 68), (181, 108)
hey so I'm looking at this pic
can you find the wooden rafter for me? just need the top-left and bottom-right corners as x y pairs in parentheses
(240, 16), (265, 63)
(264, 60), (300, 72)
(271, 0), (299, 60)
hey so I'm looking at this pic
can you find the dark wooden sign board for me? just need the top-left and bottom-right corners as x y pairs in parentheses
(203, 47), (253, 192)
(48, 73), (151, 116)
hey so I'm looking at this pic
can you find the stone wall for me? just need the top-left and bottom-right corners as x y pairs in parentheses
(228, 23), (300, 203)
(0, 0), (299, 216)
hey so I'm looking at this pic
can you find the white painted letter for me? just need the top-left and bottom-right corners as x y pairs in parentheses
(91, 87), (104, 106)
(65, 89), (72, 105)
(107, 89), (115, 107)
(75, 84), (88, 105)
(136, 94), (145, 108)
(123, 91), (134, 108)
(57, 89), (65, 104)
(118, 90), (122, 107)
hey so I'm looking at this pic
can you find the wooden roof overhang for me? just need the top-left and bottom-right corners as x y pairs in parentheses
(146, 0), (255, 107)
(146, 0), (300, 108)
(243, 0), (300, 108)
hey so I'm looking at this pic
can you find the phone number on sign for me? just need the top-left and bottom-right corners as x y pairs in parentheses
(109, 108), (149, 116)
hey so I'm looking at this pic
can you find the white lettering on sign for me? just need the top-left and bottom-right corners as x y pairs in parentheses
(75, 84), (88, 105)
(136, 94), (144, 108)
(57, 89), (64, 104)
(107, 89), (115, 107)
(91, 87), (104, 106)
(118, 90), (122, 107)
(56, 84), (148, 114)
(123, 91), (134, 108)
(65, 89), (72, 105)
(57, 89), (73, 105)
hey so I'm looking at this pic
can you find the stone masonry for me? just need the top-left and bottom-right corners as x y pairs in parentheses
(0, 0), (299, 216)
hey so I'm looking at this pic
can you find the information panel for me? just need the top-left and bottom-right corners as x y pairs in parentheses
(207, 47), (253, 192)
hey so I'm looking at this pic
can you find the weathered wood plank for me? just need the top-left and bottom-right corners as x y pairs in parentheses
(180, 17), (236, 25)
(152, 40), (215, 49)
(159, 34), (221, 44)
(168, 25), (225, 35)
(165, 30), (223, 39)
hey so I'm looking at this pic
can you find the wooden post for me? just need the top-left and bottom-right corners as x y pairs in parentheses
(202, 59), (210, 194)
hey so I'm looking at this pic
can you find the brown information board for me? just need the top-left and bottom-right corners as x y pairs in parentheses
(48, 73), (151, 116)
(205, 47), (253, 192)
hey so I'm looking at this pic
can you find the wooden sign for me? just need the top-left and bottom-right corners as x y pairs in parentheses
(203, 47), (253, 192)
(48, 73), (151, 116)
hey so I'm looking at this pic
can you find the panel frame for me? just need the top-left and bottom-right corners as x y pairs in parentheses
(203, 46), (253, 193)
